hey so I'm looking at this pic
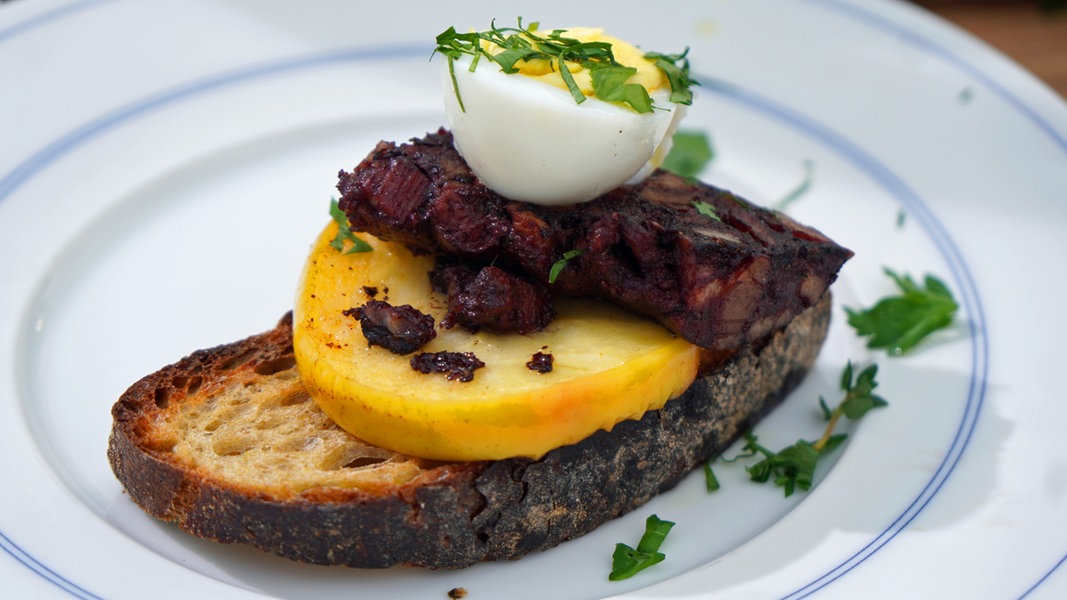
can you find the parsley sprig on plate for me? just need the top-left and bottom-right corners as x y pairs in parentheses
(704, 268), (957, 497)
(609, 515), (675, 581)
(710, 362), (887, 497)
(433, 18), (696, 114)
(847, 268), (959, 355)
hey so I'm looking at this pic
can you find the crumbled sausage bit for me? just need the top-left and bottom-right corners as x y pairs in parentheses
(362, 285), (379, 298)
(430, 260), (555, 334)
(410, 351), (485, 382)
(343, 299), (436, 355)
(526, 351), (554, 374)
(447, 588), (468, 599)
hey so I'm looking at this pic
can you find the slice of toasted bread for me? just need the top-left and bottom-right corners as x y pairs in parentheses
(107, 293), (831, 569)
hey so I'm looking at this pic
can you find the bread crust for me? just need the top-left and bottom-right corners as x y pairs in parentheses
(108, 294), (831, 568)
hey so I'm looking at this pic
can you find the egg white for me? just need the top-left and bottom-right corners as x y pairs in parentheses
(442, 55), (685, 206)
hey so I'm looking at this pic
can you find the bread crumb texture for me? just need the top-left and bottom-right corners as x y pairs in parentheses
(142, 345), (433, 497)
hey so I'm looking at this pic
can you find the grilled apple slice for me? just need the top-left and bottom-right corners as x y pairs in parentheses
(293, 222), (698, 461)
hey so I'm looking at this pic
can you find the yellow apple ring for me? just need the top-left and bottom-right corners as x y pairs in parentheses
(293, 222), (698, 461)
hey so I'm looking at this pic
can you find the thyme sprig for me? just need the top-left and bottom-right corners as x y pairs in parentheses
(433, 19), (696, 114)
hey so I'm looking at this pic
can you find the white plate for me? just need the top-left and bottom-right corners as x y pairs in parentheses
(2, 0), (1065, 598)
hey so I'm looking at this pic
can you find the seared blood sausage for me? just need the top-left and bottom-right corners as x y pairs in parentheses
(338, 129), (852, 351)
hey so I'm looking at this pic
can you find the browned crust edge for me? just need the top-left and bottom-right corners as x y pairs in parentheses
(108, 294), (831, 569)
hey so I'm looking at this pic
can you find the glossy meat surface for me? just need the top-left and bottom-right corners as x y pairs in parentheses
(338, 130), (852, 350)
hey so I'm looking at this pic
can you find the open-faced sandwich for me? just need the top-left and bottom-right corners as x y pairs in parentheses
(108, 20), (852, 569)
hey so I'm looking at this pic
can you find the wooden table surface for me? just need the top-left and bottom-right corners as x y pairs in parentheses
(914, 1), (1067, 99)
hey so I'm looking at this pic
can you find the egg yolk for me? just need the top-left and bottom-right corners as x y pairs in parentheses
(438, 22), (692, 205)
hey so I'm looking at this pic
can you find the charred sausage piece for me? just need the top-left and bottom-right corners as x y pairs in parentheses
(338, 129), (852, 351)
(430, 260), (555, 335)
(344, 300), (436, 355)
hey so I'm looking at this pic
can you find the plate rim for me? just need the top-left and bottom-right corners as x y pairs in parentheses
(1, 0), (1064, 598)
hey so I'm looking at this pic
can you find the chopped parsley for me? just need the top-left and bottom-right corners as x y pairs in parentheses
(609, 514), (675, 580)
(329, 198), (372, 254)
(662, 129), (714, 180)
(703, 460), (721, 492)
(433, 18), (696, 114)
(738, 433), (826, 497)
(547, 249), (582, 284)
(644, 49), (697, 105)
(774, 159), (814, 212)
(691, 200), (721, 222)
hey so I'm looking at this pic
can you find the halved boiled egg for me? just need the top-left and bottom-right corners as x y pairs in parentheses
(438, 26), (691, 205)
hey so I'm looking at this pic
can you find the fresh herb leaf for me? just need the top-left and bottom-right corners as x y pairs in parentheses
(774, 159), (814, 212)
(818, 396), (834, 421)
(729, 192), (758, 212)
(741, 434), (819, 497)
(836, 362), (888, 420)
(608, 515), (675, 581)
(610, 545), (665, 581)
(635, 514), (674, 554)
(556, 47), (588, 105)
(644, 49), (698, 105)
(443, 55), (465, 112)
(819, 432), (849, 454)
(548, 249), (582, 284)
(661, 129), (713, 179)
(691, 200), (721, 222)
(717, 441), (757, 464)
(591, 65), (653, 113)
(811, 362), (887, 452)
(846, 269), (958, 355)
(704, 460), (720, 492)
(329, 198), (373, 254)
(718, 362), (886, 497)
(433, 19), (695, 114)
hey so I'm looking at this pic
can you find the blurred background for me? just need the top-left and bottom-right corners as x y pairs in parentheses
(914, 0), (1066, 98)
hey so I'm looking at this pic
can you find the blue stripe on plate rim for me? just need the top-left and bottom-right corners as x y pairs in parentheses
(0, 0), (1060, 597)
(702, 75), (991, 598)
(0, 0), (112, 46)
